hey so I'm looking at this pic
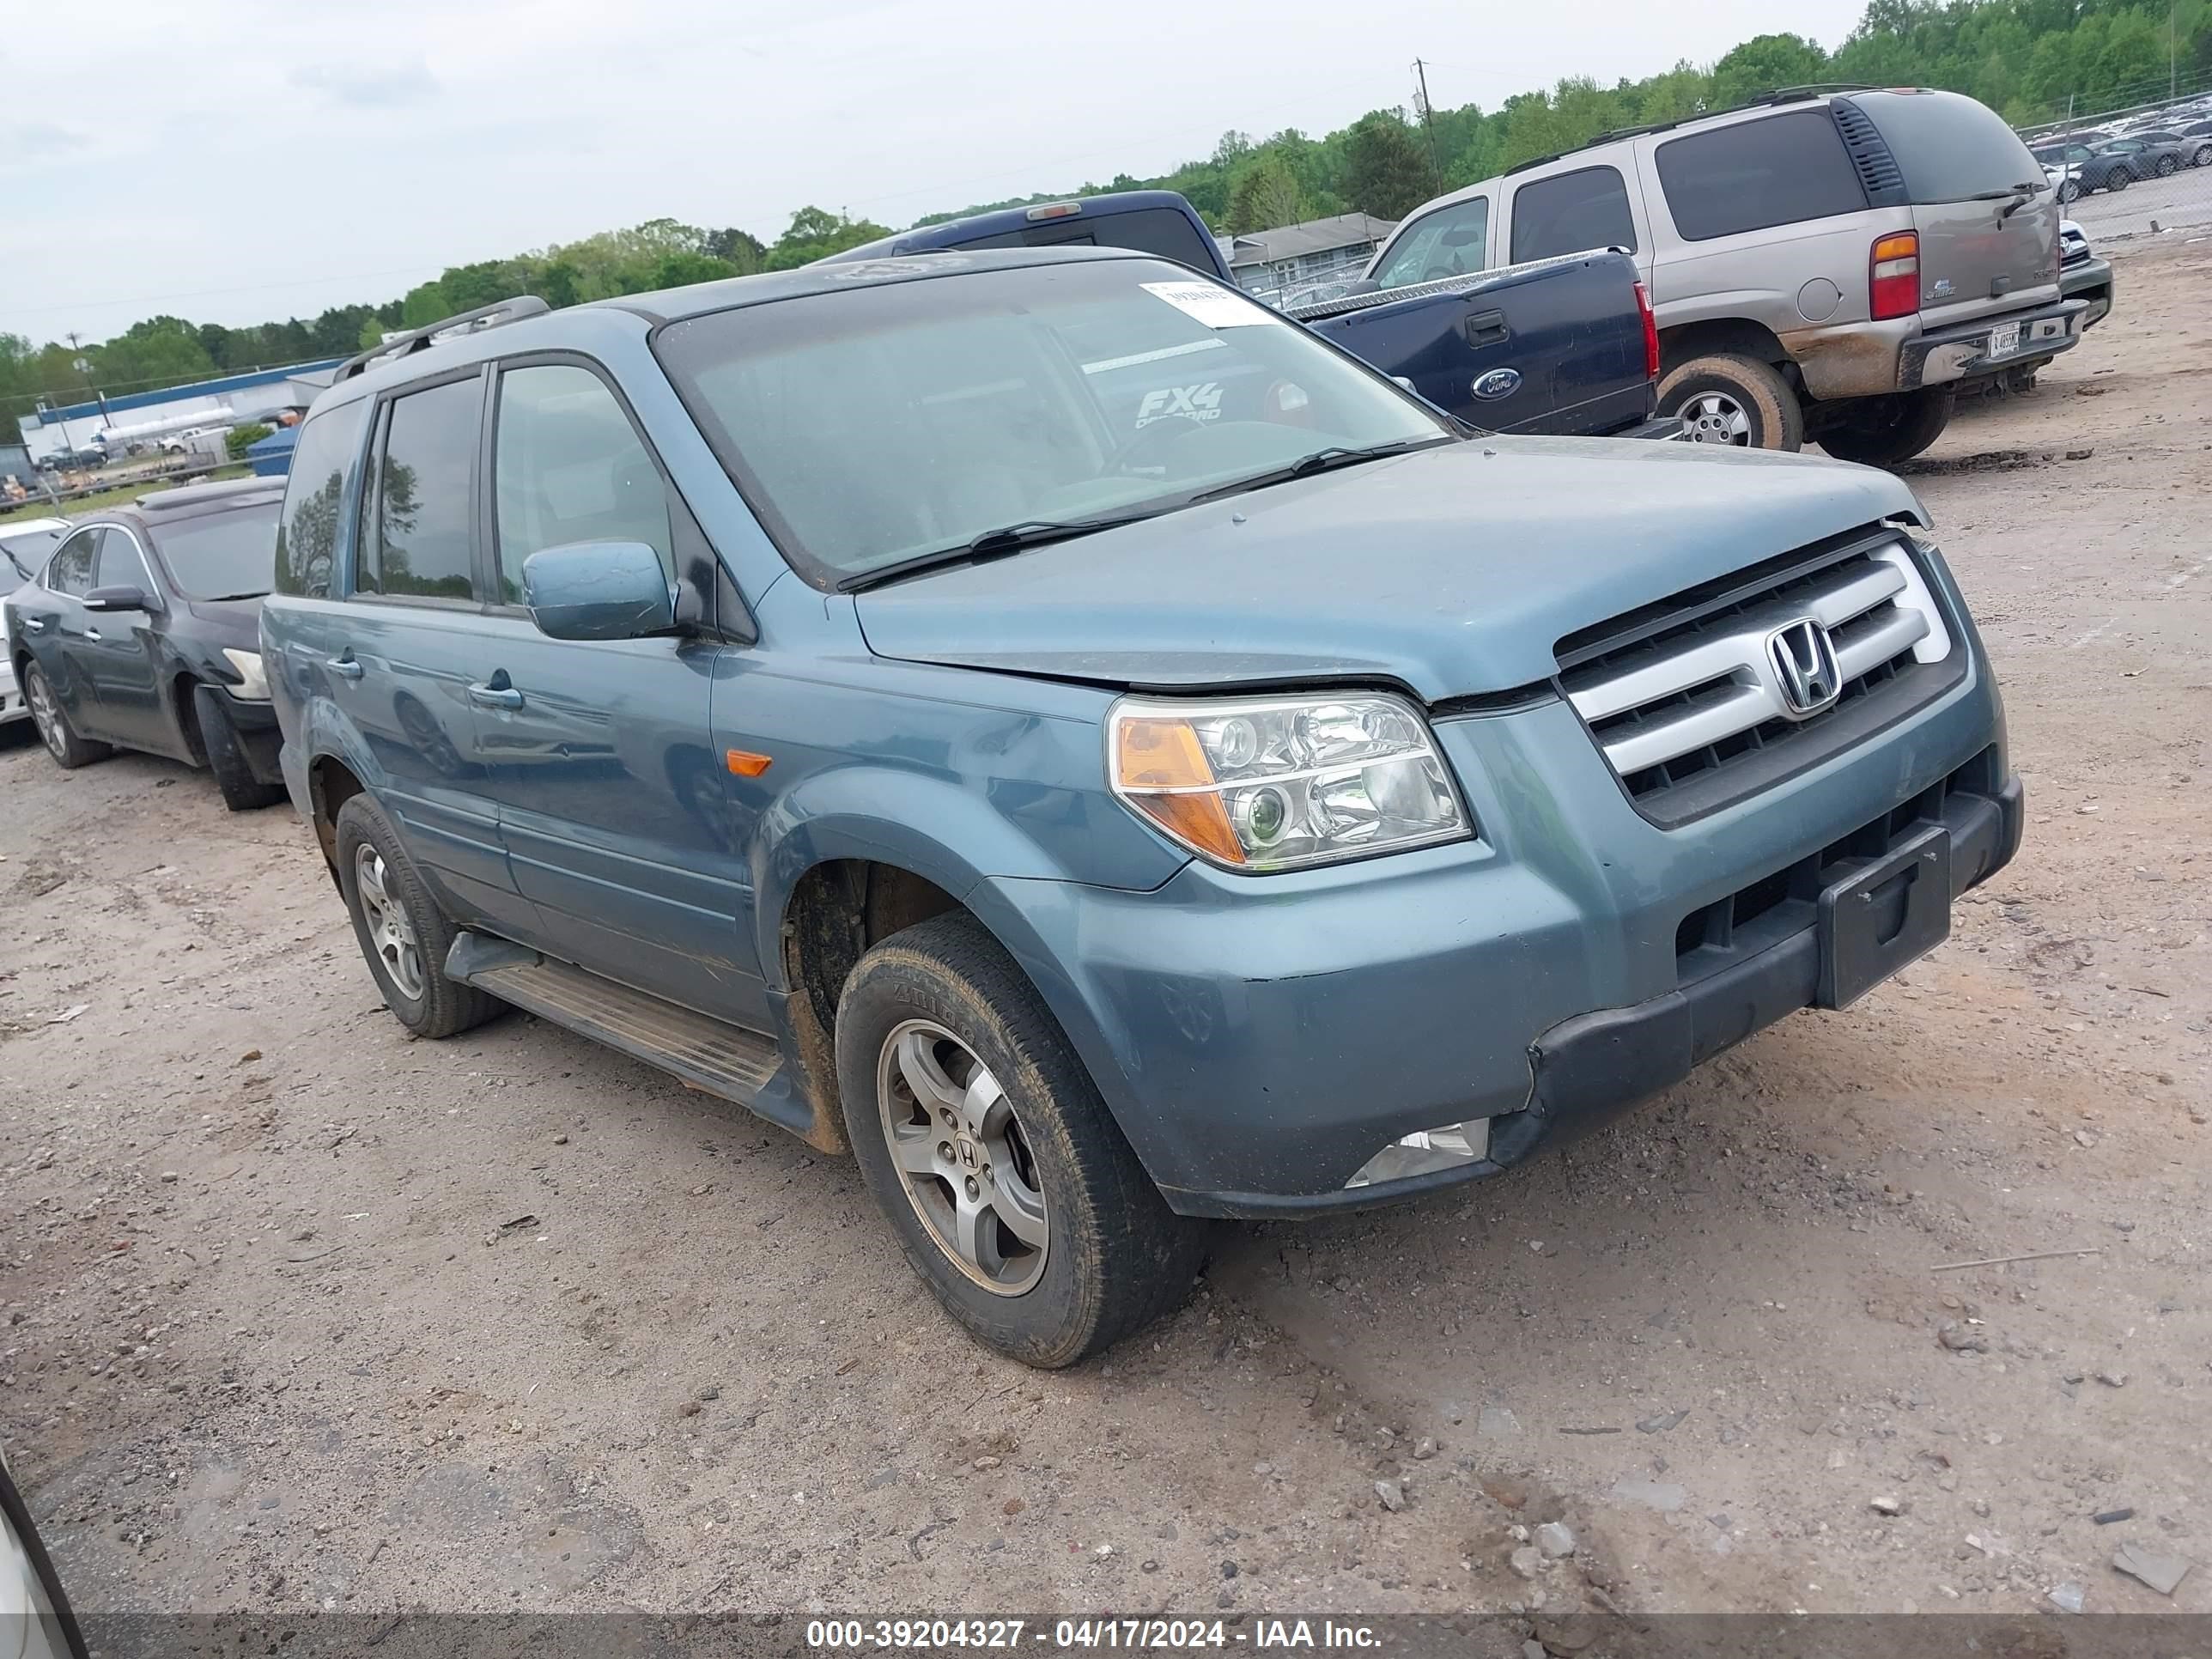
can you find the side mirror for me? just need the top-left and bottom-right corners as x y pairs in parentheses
(84, 585), (152, 612)
(1341, 278), (1382, 296)
(520, 541), (677, 642)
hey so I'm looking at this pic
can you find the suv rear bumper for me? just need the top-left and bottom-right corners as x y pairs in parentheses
(1901, 296), (2090, 389)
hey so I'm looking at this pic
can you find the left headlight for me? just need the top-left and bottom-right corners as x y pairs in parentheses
(220, 647), (270, 700)
(1107, 691), (1469, 872)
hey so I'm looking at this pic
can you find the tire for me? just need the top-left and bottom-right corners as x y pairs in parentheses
(2106, 167), (2130, 192)
(21, 660), (111, 769)
(2057, 178), (2081, 204)
(1817, 387), (1955, 468)
(2194, 145), (2212, 168)
(2155, 155), (2179, 177)
(836, 912), (1206, 1368)
(333, 793), (501, 1039)
(192, 684), (285, 811)
(1656, 352), (1804, 451)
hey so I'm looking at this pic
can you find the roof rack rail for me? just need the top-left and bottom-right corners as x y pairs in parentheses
(1504, 85), (1887, 177)
(335, 295), (550, 383)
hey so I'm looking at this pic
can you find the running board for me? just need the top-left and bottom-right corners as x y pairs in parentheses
(449, 935), (806, 1133)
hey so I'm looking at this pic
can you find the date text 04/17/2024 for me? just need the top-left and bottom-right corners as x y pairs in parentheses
(802, 1619), (1383, 1649)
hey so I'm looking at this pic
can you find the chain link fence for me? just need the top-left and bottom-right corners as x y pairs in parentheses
(2015, 70), (2212, 244)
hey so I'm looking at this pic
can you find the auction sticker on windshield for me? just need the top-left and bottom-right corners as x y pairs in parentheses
(1141, 281), (1281, 328)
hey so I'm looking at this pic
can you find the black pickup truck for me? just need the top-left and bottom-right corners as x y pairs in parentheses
(822, 190), (1669, 439)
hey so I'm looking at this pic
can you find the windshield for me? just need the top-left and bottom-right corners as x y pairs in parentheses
(654, 258), (1450, 585)
(1847, 89), (2043, 203)
(146, 501), (281, 599)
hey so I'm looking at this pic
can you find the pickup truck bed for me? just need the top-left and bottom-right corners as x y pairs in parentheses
(1292, 250), (1660, 436)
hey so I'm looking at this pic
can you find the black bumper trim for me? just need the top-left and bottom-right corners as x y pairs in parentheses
(1900, 298), (2088, 390)
(1164, 776), (2022, 1220)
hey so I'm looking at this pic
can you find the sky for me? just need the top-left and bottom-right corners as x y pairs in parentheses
(0, 0), (1870, 346)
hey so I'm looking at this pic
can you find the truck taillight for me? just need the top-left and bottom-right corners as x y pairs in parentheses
(1870, 232), (1920, 321)
(1632, 280), (1660, 380)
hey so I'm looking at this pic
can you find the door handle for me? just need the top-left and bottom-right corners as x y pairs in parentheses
(21, 617), (44, 632)
(468, 679), (524, 710)
(1464, 307), (1510, 344)
(83, 627), (101, 641)
(327, 656), (364, 680)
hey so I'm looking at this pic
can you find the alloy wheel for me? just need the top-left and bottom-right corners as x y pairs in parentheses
(1680, 390), (1753, 445)
(25, 669), (65, 763)
(353, 844), (427, 999)
(876, 1019), (1048, 1296)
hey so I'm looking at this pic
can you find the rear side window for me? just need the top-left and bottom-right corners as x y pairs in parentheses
(1371, 198), (1490, 289)
(1510, 166), (1637, 262)
(1846, 89), (2043, 204)
(492, 363), (673, 604)
(276, 402), (367, 599)
(361, 377), (482, 602)
(1656, 112), (1869, 240)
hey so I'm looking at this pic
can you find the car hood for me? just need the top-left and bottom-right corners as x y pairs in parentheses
(853, 438), (1926, 702)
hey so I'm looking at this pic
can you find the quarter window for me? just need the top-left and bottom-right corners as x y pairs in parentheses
(1656, 112), (1869, 241)
(492, 363), (673, 605)
(1510, 166), (1638, 263)
(362, 377), (482, 601)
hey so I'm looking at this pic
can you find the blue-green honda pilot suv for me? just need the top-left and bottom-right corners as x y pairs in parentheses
(261, 251), (2021, 1366)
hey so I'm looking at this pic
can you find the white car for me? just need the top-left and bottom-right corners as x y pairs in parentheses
(0, 520), (72, 730)
(1, 1443), (84, 1659)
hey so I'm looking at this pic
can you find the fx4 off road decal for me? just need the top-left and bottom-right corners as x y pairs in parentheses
(1135, 382), (1224, 428)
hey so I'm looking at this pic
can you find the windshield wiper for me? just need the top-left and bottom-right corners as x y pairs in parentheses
(197, 590), (270, 603)
(0, 547), (32, 581)
(836, 514), (1157, 592)
(1188, 437), (1450, 504)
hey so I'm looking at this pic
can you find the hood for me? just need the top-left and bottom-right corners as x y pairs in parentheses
(185, 593), (266, 646)
(853, 439), (1925, 702)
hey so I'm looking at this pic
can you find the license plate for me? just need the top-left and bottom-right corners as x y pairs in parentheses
(1986, 321), (2021, 360)
(1817, 827), (1952, 1009)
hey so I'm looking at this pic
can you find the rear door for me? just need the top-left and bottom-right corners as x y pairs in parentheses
(470, 356), (764, 1023)
(33, 527), (106, 737)
(1844, 90), (2060, 331)
(337, 369), (534, 936)
(77, 524), (172, 755)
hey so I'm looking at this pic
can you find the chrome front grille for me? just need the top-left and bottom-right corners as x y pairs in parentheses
(1559, 534), (1958, 822)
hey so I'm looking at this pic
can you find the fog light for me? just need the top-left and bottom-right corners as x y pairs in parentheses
(1344, 1118), (1491, 1188)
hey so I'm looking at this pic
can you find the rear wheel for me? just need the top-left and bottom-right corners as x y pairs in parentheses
(21, 661), (110, 769)
(1817, 387), (1954, 468)
(836, 912), (1206, 1368)
(2106, 167), (2131, 192)
(2194, 144), (2212, 168)
(334, 793), (501, 1039)
(2057, 178), (2082, 204)
(1657, 352), (1804, 451)
(192, 684), (284, 811)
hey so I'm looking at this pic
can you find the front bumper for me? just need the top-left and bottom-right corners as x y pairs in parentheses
(985, 592), (2014, 1219)
(1901, 296), (2089, 389)
(0, 672), (24, 726)
(2062, 256), (2114, 330)
(216, 690), (285, 784)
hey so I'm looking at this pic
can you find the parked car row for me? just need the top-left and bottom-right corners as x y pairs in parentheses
(2034, 130), (2211, 199)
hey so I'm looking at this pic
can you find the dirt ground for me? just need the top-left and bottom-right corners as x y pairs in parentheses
(3, 234), (2208, 1631)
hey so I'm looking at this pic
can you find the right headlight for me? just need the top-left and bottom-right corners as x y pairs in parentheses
(1107, 691), (1469, 872)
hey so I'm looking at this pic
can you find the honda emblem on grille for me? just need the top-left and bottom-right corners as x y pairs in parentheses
(1767, 617), (1841, 717)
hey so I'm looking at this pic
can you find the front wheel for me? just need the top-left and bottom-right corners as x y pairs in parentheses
(192, 684), (285, 811)
(21, 661), (110, 769)
(2057, 178), (2082, 204)
(1817, 387), (1954, 468)
(2155, 155), (2179, 177)
(836, 913), (1206, 1368)
(2106, 167), (2131, 192)
(2193, 144), (2212, 168)
(1656, 353), (1804, 451)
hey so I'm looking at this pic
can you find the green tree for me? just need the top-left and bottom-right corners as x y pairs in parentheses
(1343, 113), (1436, 220)
(1225, 152), (1306, 233)
(225, 422), (273, 459)
(1709, 32), (1831, 106)
(763, 206), (892, 270)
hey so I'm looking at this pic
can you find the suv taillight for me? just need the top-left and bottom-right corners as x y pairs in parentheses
(1870, 232), (1920, 320)
(1632, 280), (1660, 380)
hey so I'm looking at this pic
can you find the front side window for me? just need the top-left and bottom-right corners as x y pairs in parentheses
(46, 528), (101, 597)
(1510, 166), (1638, 262)
(148, 504), (281, 600)
(362, 377), (482, 601)
(1656, 112), (1868, 241)
(1370, 198), (1490, 289)
(493, 363), (672, 604)
(94, 528), (156, 595)
(655, 259), (1450, 586)
(276, 402), (368, 599)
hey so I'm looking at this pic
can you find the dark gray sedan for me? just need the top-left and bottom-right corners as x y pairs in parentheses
(2, 477), (289, 809)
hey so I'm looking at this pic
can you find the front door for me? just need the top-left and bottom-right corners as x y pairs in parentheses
(76, 526), (173, 755)
(469, 358), (765, 1024)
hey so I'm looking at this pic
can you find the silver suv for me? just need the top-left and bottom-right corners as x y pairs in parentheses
(1366, 88), (2087, 465)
